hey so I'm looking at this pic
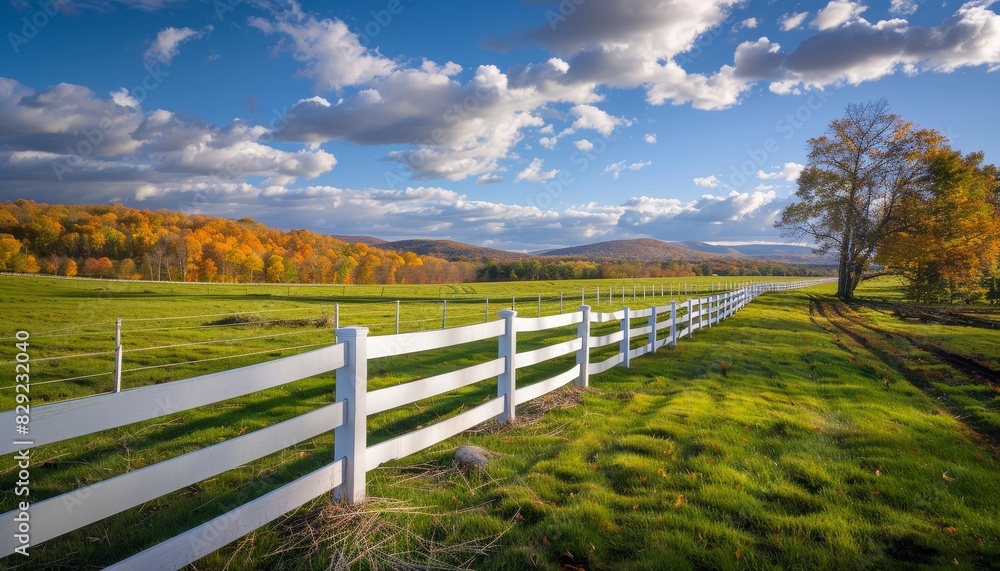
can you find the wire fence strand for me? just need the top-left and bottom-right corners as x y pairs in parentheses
(121, 342), (331, 374)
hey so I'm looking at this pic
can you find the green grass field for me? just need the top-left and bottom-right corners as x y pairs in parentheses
(2, 275), (999, 570)
(0, 274), (777, 405)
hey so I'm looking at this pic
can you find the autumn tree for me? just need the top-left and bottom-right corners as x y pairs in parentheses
(776, 100), (942, 300)
(117, 258), (138, 280)
(0, 234), (21, 270)
(61, 259), (78, 277)
(878, 149), (1000, 302)
(265, 254), (286, 283)
(243, 252), (264, 282)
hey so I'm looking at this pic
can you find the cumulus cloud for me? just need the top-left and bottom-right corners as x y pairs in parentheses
(144, 26), (212, 65)
(486, 0), (754, 111)
(110, 184), (789, 250)
(477, 173), (503, 185)
(604, 160), (651, 180)
(574, 139), (594, 152)
(811, 1), (868, 30)
(617, 190), (788, 242)
(644, 133), (657, 144)
(0, 77), (336, 201)
(260, 25), (596, 180)
(736, 17), (759, 30)
(736, 2), (1000, 94)
(780, 11), (810, 31)
(890, 0), (920, 15)
(693, 175), (722, 188)
(515, 158), (559, 182)
(756, 162), (804, 181)
(570, 104), (631, 136)
(249, 11), (395, 90)
(0, 79), (143, 157)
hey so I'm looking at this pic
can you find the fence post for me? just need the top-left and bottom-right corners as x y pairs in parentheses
(395, 300), (400, 335)
(648, 305), (658, 351)
(114, 318), (123, 393)
(687, 299), (694, 338)
(497, 310), (518, 424)
(538, 294), (542, 317)
(708, 296), (714, 328)
(442, 300), (447, 329)
(620, 307), (631, 369)
(670, 301), (678, 348)
(576, 305), (590, 387)
(334, 303), (340, 331)
(559, 293), (563, 314)
(485, 298), (489, 323)
(334, 326), (368, 503)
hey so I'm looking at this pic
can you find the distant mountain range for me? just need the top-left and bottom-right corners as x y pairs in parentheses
(379, 239), (530, 262)
(540, 238), (719, 262)
(678, 241), (834, 265)
(333, 235), (835, 266)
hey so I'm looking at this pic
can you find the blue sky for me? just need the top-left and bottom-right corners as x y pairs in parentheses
(2, 0), (999, 250)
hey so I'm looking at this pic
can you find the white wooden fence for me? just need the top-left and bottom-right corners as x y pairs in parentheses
(0, 280), (829, 569)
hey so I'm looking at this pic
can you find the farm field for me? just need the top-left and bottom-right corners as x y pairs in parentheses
(2, 276), (999, 569)
(0, 273), (782, 405)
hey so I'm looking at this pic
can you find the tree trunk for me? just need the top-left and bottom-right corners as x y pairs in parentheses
(837, 230), (853, 300)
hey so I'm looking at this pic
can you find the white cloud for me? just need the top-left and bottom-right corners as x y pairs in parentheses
(644, 133), (657, 144)
(737, 17), (759, 30)
(617, 190), (788, 242)
(539, 136), (558, 150)
(486, 0), (755, 111)
(515, 158), (559, 182)
(890, 0), (920, 15)
(780, 11), (810, 31)
(756, 162), (804, 181)
(812, 1), (868, 30)
(570, 104), (631, 136)
(693, 175), (722, 188)
(574, 139), (594, 152)
(249, 12), (395, 90)
(477, 173), (503, 184)
(264, 33), (597, 180)
(109, 87), (139, 109)
(144, 26), (212, 65)
(0, 78), (336, 202)
(736, 2), (1000, 94)
(604, 160), (651, 180)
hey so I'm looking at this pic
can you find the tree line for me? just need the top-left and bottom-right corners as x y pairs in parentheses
(0, 200), (478, 284)
(777, 100), (1000, 304)
(476, 259), (830, 282)
(0, 200), (832, 286)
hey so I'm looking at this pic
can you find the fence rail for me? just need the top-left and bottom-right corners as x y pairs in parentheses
(0, 279), (832, 567)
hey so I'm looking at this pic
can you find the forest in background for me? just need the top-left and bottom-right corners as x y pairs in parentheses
(0, 200), (828, 285)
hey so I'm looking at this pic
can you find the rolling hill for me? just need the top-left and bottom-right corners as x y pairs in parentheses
(679, 240), (835, 265)
(380, 239), (534, 262)
(539, 238), (723, 262)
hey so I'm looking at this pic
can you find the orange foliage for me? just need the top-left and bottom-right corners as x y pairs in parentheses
(0, 199), (469, 284)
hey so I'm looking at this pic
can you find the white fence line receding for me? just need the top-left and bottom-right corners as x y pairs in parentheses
(0, 280), (830, 568)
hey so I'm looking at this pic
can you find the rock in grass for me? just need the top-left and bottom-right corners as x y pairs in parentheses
(454, 445), (489, 469)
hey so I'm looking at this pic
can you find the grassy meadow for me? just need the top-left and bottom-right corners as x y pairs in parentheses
(2, 275), (999, 569)
(0, 274), (774, 404)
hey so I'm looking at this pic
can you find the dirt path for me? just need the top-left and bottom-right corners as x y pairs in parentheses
(875, 302), (1000, 330)
(808, 295), (1000, 456)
